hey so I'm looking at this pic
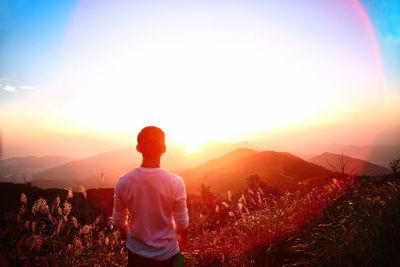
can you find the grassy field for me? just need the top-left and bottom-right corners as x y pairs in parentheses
(0, 174), (399, 266)
(276, 176), (400, 267)
(182, 174), (400, 266)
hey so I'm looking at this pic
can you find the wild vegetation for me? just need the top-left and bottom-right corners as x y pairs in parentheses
(0, 172), (399, 266)
(279, 176), (400, 267)
(0, 184), (124, 266)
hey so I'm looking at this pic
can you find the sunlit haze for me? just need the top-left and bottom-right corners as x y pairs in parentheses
(0, 0), (399, 158)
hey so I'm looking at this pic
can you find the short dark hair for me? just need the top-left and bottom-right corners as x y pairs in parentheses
(137, 126), (165, 156)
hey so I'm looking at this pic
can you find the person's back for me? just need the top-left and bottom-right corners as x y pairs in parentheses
(113, 126), (189, 266)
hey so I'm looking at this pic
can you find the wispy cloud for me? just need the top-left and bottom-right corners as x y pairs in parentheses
(2, 85), (18, 93)
(0, 79), (39, 97)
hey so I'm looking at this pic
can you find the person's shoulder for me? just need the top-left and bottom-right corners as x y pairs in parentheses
(159, 168), (183, 180)
(160, 169), (187, 198)
(159, 168), (185, 188)
(115, 168), (140, 188)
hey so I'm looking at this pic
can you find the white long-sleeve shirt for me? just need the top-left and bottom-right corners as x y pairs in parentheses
(113, 167), (189, 260)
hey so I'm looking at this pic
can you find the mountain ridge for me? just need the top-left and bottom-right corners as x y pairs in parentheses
(309, 152), (391, 176)
(0, 155), (71, 183)
(180, 149), (332, 194)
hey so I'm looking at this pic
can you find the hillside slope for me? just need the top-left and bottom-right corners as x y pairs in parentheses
(0, 156), (71, 182)
(180, 149), (331, 194)
(32, 147), (138, 189)
(29, 145), (261, 189)
(300, 144), (400, 168)
(309, 152), (391, 176)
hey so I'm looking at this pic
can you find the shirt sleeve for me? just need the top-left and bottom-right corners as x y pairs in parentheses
(173, 177), (189, 231)
(112, 182), (129, 229)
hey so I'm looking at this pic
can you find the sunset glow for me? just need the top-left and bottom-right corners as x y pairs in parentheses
(1, 2), (400, 265)
(0, 0), (399, 158)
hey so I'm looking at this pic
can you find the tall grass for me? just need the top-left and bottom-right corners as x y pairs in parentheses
(279, 176), (400, 267)
(184, 175), (355, 266)
(1, 174), (399, 266)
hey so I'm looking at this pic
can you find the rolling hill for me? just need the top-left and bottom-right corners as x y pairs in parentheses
(309, 152), (391, 176)
(29, 142), (263, 189)
(31, 147), (138, 189)
(295, 144), (400, 168)
(179, 148), (332, 194)
(0, 155), (71, 183)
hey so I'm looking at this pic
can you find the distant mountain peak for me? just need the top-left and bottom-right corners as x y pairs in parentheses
(180, 148), (331, 194)
(309, 152), (391, 176)
(0, 155), (71, 183)
(219, 147), (258, 159)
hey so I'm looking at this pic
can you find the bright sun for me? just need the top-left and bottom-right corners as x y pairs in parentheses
(185, 142), (203, 154)
(58, 1), (384, 144)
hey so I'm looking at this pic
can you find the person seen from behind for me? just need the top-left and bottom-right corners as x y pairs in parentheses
(113, 126), (189, 267)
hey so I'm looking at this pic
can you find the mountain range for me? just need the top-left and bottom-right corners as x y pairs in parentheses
(31, 147), (138, 189)
(293, 144), (400, 168)
(179, 148), (332, 194)
(1, 144), (396, 194)
(309, 152), (391, 176)
(28, 142), (262, 189)
(0, 156), (71, 183)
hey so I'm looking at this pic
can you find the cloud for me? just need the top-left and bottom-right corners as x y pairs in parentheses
(0, 83), (39, 97)
(0, 78), (39, 96)
(2, 85), (17, 93)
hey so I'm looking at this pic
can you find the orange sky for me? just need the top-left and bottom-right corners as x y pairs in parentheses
(1, 0), (399, 159)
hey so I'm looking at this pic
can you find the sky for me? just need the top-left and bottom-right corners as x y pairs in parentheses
(0, 0), (399, 158)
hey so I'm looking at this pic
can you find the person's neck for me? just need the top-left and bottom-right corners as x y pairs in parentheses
(140, 157), (161, 168)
